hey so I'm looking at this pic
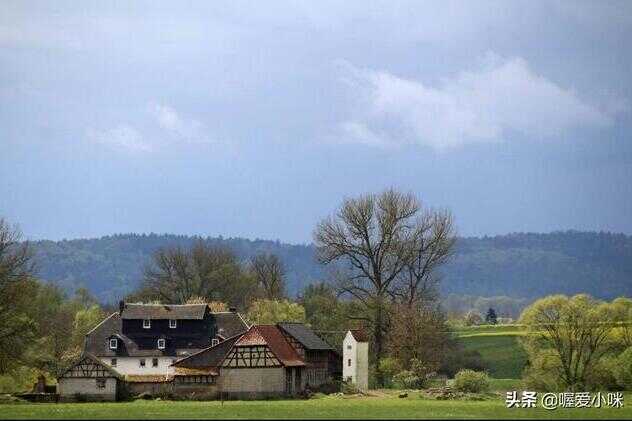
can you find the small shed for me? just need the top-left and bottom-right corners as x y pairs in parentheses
(57, 353), (122, 402)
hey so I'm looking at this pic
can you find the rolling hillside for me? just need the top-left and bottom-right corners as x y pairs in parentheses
(30, 231), (632, 303)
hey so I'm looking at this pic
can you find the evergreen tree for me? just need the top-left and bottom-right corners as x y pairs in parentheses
(485, 307), (498, 325)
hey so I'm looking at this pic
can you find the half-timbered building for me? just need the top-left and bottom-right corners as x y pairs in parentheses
(57, 353), (123, 401)
(57, 302), (249, 401)
(171, 324), (340, 399)
(57, 303), (340, 401)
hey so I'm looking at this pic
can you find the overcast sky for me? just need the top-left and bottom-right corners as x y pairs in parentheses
(1, 1), (631, 243)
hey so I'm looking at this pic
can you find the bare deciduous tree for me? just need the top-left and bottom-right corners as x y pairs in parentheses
(393, 209), (455, 307)
(137, 242), (256, 308)
(314, 189), (455, 385)
(250, 253), (286, 299)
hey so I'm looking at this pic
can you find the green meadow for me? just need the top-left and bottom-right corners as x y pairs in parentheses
(1, 393), (631, 420)
(455, 324), (528, 379)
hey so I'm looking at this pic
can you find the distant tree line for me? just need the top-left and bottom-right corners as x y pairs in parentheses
(28, 229), (632, 303)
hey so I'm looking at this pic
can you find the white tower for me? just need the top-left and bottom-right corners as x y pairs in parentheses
(342, 329), (369, 391)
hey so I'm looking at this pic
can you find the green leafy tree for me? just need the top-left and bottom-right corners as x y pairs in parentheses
(0, 218), (38, 374)
(520, 294), (618, 391)
(246, 299), (305, 325)
(611, 297), (632, 349)
(301, 283), (346, 331)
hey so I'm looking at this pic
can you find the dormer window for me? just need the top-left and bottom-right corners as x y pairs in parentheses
(157, 338), (166, 350)
(143, 319), (151, 329)
(169, 319), (177, 329)
(109, 338), (118, 350)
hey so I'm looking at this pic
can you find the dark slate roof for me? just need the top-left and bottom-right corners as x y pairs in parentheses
(120, 304), (208, 320)
(173, 334), (241, 368)
(278, 323), (334, 351)
(173, 325), (306, 368)
(211, 312), (250, 338)
(84, 310), (249, 358)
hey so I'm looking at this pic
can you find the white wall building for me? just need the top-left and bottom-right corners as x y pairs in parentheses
(342, 329), (369, 392)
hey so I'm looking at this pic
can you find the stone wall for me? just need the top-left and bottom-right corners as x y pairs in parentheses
(218, 367), (286, 399)
(57, 378), (117, 402)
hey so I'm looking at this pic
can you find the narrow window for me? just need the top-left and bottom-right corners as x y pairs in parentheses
(109, 338), (118, 350)
(157, 339), (166, 350)
(111, 358), (117, 367)
(96, 379), (106, 389)
(143, 319), (151, 329)
(152, 358), (158, 367)
(139, 359), (146, 368)
(347, 359), (351, 367)
(169, 319), (177, 329)
(211, 338), (219, 347)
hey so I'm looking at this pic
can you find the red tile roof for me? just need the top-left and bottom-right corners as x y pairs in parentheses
(349, 329), (369, 342)
(238, 325), (305, 367)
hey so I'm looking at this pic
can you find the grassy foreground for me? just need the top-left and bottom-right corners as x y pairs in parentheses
(1, 394), (630, 420)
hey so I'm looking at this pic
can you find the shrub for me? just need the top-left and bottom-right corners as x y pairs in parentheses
(612, 347), (632, 390)
(522, 349), (565, 392)
(73, 393), (87, 402)
(439, 349), (487, 377)
(341, 380), (359, 395)
(393, 370), (421, 389)
(586, 357), (620, 391)
(464, 311), (483, 326)
(379, 357), (402, 388)
(453, 369), (490, 393)
(311, 380), (341, 395)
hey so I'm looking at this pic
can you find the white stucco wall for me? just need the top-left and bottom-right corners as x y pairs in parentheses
(342, 331), (368, 391)
(100, 356), (176, 375)
(342, 332), (357, 383)
(58, 378), (117, 401)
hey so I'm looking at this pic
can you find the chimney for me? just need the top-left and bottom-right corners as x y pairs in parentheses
(119, 300), (125, 315)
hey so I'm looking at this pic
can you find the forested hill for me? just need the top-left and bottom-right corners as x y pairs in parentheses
(31, 231), (632, 303)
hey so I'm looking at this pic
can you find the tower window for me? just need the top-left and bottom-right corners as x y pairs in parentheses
(348, 359), (351, 367)
(169, 319), (177, 328)
(157, 339), (166, 350)
(211, 338), (219, 347)
(143, 319), (151, 329)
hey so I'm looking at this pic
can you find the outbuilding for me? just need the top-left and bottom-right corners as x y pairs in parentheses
(57, 353), (123, 402)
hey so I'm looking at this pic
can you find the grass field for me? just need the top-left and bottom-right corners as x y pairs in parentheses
(1, 394), (630, 420)
(454, 324), (528, 379)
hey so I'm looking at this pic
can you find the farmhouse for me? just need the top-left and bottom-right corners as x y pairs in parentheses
(58, 302), (341, 401)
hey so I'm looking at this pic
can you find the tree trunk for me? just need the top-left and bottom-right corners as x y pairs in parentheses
(373, 295), (385, 387)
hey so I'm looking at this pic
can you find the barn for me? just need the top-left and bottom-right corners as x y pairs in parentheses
(172, 324), (340, 399)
